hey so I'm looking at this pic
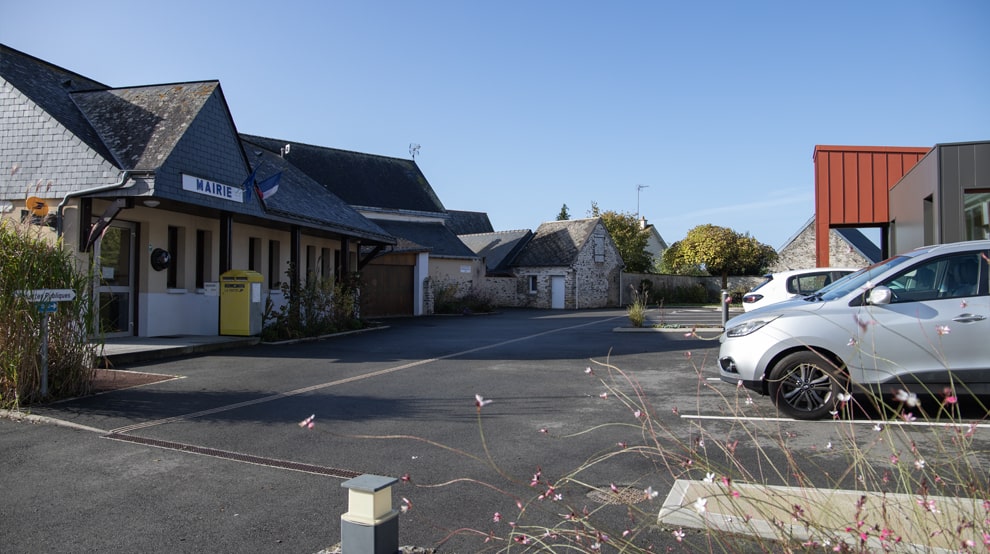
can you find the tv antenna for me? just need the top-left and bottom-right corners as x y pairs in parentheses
(409, 143), (421, 160)
(636, 184), (649, 217)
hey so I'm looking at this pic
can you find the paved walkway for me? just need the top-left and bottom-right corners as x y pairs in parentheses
(96, 334), (260, 366)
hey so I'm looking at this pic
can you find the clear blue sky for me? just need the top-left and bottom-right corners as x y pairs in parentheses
(4, 1), (988, 248)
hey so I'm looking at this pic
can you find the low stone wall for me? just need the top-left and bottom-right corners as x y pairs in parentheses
(620, 273), (764, 305)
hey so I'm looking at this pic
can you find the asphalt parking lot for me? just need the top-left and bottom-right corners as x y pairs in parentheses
(3, 307), (988, 553)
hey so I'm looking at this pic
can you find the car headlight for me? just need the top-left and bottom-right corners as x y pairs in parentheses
(725, 315), (780, 337)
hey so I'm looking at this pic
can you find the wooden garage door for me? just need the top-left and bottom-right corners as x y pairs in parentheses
(360, 263), (414, 317)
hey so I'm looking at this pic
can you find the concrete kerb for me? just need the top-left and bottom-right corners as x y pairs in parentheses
(659, 479), (985, 552)
(259, 324), (390, 346)
(613, 326), (723, 334)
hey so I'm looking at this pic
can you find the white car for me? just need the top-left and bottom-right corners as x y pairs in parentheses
(719, 240), (990, 419)
(741, 268), (858, 312)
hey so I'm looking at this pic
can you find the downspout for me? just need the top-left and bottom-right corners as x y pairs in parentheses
(56, 170), (136, 239)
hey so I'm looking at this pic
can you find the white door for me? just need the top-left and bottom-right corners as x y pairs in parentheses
(551, 275), (565, 309)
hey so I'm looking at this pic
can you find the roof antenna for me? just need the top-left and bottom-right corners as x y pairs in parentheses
(409, 143), (420, 160)
(636, 184), (649, 218)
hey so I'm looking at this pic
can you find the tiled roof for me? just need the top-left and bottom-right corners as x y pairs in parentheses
(73, 82), (217, 170)
(373, 219), (478, 259)
(1, 44), (115, 163)
(511, 218), (600, 267)
(446, 210), (494, 235)
(240, 134), (446, 214)
(459, 229), (533, 274)
(242, 141), (395, 244)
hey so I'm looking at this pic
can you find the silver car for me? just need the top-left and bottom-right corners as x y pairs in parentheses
(718, 240), (990, 420)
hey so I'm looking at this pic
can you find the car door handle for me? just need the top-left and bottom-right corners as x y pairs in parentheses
(953, 313), (987, 323)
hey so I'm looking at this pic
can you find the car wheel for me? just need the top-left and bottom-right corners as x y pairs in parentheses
(767, 351), (847, 420)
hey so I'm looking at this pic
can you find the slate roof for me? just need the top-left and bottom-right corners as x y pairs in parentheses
(240, 134), (446, 215)
(1, 44), (115, 163)
(459, 229), (533, 274)
(511, 218), (601, 267)
(372, 219), (478, 258)
(446, 210), (494, 235)
(72, 82), (217, 171)
(241, 140), (394, 244)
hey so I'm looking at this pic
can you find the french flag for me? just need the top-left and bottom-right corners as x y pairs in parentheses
(255, 172), (281, 201)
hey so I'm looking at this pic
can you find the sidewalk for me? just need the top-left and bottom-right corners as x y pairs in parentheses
(95, 334), (260, 367)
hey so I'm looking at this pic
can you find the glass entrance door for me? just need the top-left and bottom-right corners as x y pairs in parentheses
(96, 222), (135, 337)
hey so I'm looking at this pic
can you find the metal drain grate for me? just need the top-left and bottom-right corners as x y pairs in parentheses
(106, 433), (361, 479)
(586, 486), (649, 505)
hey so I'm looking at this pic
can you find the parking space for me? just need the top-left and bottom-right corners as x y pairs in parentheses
(4, 307), (988, 552)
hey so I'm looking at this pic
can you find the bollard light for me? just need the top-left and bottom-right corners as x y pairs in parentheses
(341, 474), (399, 554)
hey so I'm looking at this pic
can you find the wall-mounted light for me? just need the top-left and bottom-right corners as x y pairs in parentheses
(143, 199), (160, 208)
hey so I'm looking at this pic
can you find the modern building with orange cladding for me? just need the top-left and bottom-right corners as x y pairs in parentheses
(813, 141), (990, 266)
(813, 145), (930, 266)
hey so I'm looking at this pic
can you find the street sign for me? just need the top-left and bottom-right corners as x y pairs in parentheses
(36, 302), (58, 313)
(18, 289), (76, 302)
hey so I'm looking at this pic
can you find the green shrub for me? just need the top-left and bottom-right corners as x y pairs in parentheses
(0, 219), (97, 408)
(261, 264), (363, 341)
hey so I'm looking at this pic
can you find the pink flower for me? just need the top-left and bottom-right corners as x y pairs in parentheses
(474, 394), (493, 410)
(672, 528), (685, 542)
(894, 389), (920, 407)
(915, 459), (926, 470)
(918, 498), (939, 513)
(599, 392), (608, 399)
(936, 325), (951, 336)
(644, 486), (659, 499)
(900, 412), (917, 422)
(400, 497), (412, 513)
(493, 512), (501, 522)
(943, 388), (957, 404)
(584, 367), (594, 376)
(298, 414), (315, 429)
(633, 409), (642, 418)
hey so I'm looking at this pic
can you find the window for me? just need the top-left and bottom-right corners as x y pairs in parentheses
(923, 195), (934, 246)
(593, 234), (605, 263)
(528, 275), (538, 294)
(306, 245), (316, 284)
(268, 240), (281, 286)
(195, 229), (212, 289)
(321, 247), (332, 280)
(248, 237), (261, 272)
(964, 190), (990, 241)
(882, 252), (986, 302)
(167, 225), (183, 288)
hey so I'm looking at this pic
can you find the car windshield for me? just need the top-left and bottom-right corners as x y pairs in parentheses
(816, 256), (913, 301)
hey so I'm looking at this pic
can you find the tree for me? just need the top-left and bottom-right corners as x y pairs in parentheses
(587, 202), (653, 273)
(662, 224), (777, 288)
(556, 204), (570, 221)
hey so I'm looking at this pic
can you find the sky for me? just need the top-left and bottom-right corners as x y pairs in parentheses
(3, 1), (988, 249)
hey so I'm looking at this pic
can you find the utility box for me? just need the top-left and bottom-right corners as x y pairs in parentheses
(220, 270), (263, 336)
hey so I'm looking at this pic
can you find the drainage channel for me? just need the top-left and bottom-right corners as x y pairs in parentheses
(106, 433), (361, 479)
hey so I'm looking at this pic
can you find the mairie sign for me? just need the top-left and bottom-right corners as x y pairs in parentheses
(182, 174), (244, 203)
(18, 289), (77, 302)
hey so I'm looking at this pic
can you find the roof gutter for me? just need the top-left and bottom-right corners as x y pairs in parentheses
(56, 170), (138, 238)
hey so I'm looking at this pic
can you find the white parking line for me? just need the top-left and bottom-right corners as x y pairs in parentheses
(681, 413), (990, 428)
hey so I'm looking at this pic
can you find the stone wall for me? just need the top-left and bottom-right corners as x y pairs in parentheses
(620, 273), (765, 304)
(771, 224), (872, 272)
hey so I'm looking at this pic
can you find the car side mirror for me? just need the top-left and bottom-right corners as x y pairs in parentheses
(868, 286), (892, 306)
